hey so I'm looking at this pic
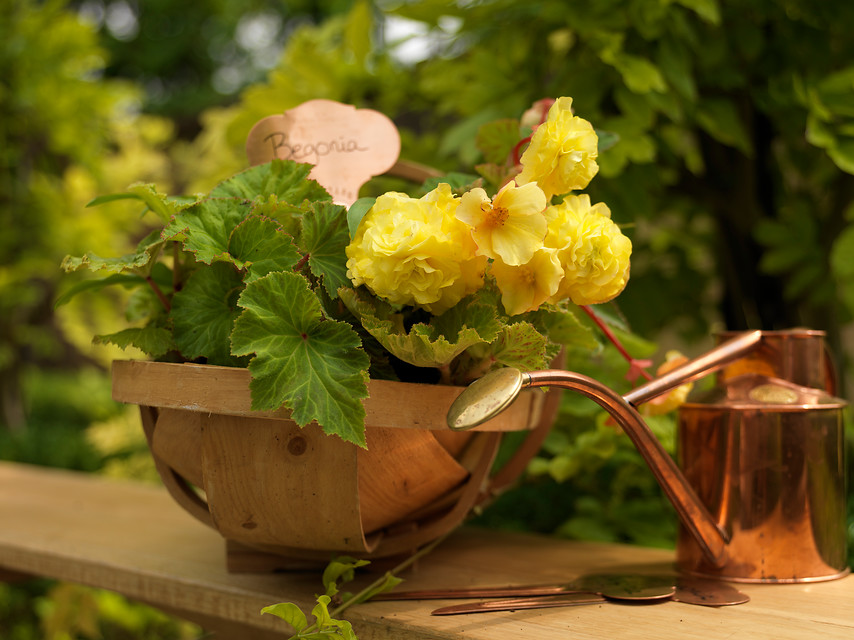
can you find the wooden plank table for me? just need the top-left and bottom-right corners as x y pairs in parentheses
(1, 461), (852, 639)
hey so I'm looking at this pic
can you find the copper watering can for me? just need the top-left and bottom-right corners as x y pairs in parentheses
(447, 329), (849, 583)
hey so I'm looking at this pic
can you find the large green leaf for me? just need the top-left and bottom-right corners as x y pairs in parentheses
(228, 215), (302, 282)
(339, 288), (498, 369)
(162, 197), (251, 265)
(231, 271), (370, 447)
(210, 159), (332, 205)
(300, 201), (351, 298)
(171, 262), (246, 366)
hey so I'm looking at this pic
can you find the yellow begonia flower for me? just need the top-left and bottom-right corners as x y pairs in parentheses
(455, 180), (547, 266)
(516, 97), (599, 200)
(545, 194), (632, 306)
(345, 184), (486, 314)
(491, 248), (564, 316)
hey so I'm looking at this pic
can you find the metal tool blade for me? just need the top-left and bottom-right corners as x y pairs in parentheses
(372, 584), (565, 600)
(431, 592), (608, 616)
(674, 577), (750, 606)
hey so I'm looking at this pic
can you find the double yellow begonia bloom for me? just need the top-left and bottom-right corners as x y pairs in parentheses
(516, 97), (599, 200)
(544, 194), (632, 306)
(345, 96), (631, 318)
(345, 184), (487, 314)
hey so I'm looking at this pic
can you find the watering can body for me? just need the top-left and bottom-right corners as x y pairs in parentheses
(677, 331), (849, 583)
(447, 329), (849, 583)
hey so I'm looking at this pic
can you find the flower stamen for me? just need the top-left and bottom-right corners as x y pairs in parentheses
(486, 204), (510, 227)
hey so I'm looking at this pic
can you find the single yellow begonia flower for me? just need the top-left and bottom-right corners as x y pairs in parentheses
(516, 97), (599, 200)
(545, 194), (632, 306)
(491, 248), (564, 316)
(345, 184), (486, 314)
(455, 180), (547, 266)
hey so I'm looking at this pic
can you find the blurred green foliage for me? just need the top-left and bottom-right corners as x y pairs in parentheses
(0, 579), (201, 640)
(0, 0), (176, 431)
(2, 0), (854, 634)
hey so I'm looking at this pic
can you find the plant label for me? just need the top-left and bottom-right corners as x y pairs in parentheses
(246, 99), (401, 205)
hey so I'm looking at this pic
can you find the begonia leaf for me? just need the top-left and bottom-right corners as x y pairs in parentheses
(231, 271), (369, 447)
(490, 322), (550, 371)
(210, 158), (332, 205)
(339, 289), (498, 369)
(346, 197), (375, 238)
(527, 307), (599, 350)
(171, 262), (247, 366)
(228, 215), (302, 282)
(251, 194), (303, 238)
(300, 201), (351, 298)
(60, 228), (165, 275)
(162, 197), (251, 265)
(93, 326), (175, 358)
(86, 183), (188, 223)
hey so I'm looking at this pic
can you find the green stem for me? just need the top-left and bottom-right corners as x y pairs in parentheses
(329, 531), (452, 619)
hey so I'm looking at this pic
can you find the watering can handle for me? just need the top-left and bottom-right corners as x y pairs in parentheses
(623, 330), (763, 407)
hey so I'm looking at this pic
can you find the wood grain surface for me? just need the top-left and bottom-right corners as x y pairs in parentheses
(1, 462), (851, 639)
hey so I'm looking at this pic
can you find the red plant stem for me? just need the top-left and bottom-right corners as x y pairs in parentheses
(294, 253), (310, 272)
(581, 305), (653, 382)
(146, 275), (171, 312)
(511, 135), (531, 167)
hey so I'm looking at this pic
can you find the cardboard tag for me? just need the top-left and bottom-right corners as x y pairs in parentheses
(246, 99), (401, 206)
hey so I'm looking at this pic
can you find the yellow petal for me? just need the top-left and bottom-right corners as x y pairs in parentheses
(492, 249), (564, 316)
(491, 213), (547, 265)
(494, 180), (547, 216)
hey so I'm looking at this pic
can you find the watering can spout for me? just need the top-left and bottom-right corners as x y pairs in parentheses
(447, 330), (766, 568)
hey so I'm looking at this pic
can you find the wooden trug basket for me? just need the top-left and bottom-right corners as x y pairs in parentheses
(112, 360), (560, 572)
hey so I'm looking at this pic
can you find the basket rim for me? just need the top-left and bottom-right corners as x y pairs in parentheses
(111, 359), (543, 432)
